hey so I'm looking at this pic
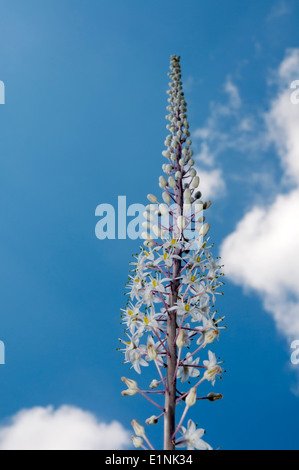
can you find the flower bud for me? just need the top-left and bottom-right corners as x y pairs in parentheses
(176, 329), (185, 349)
(198, 223), (210, 238)
(190, 168), (196, 178)
(194, 202), (204, 214)
(186, 387), (197, 407)
(168, 176), (176, 188)
(145, 415), (158, 425)
(152, 225), (162, 238)
(147, 194), (159, 204)
(143, 211), (155, 222)
(175, 171), (182, 179)
(162, 192), (171, 205)
(159, 203), (169, 216)
(150, 379), (159, 389)
(203, 200), (212, 210)
(121, 377), (139, 396)
(142, 221), (152, 230)
(131, 436), (143, 448)
(207, 393), (223, 402)
(131, 420), (145, 437)
(121, 377), (138, 389)
(184, 188), (191, 201)
(177, 215), (186, 230)
(192, 177), (200, 189)
(142, 232), (152, 241)
(159, 176), (168, 188)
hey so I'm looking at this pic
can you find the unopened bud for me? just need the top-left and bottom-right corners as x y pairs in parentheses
(203, 200), (212, 210)
(131, 435), (143, 448)
(159, 204), (169, 216)
(192, 176), (200, 188)
(177, 215), (186, 230)
(207, 393), (223, 402)
(150, 379), (159, 389)
(198, 223), (210, 238)
(168, 176), (176, 188)
(194, 202), (204, 214)
(186, 387), (197, 407)
(142, 232), (153, 241)
(184, 188), (191, 201)
(147, 194), (159, 204)
(145, 415), (158, 425)
(176, 329), (185, 349)
(162, 192), (171, 205)
(159, 176), (168, 188)
(131, 419), (145, 437)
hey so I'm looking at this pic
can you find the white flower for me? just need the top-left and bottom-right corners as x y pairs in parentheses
(177, 353), (200, 383)
(129, 348), (149, 374)
(176, 420), (212, 450)
(121, 303), (142, 334)
(203, 350), (223, 385)
(197, 316), (221, 346)
(171, 298), (197, 319)
(180, 270), (198, 287)
(146, 336), (163, 361)
(162, 237), (182, 251)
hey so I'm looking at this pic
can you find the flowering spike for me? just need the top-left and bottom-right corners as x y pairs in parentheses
(120, 55), (225, 451)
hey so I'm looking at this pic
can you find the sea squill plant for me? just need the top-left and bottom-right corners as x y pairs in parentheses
(119, 55), (225, 451)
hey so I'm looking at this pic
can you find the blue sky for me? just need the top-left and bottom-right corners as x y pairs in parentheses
(0, 0), (299, 450)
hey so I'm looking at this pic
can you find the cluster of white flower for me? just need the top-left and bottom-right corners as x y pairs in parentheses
(120, 55), (225, 451)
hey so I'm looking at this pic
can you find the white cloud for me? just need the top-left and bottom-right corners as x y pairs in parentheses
(195, 167), (226, 200)
(221, 49), (299, 341)
(224, 77), (242, 109)
(192, 77), (262, 201)
(265, 50), (299, 184)
(267, 0), (291, 21)
(221, 189), (299, 339)
(0, 406), (130, 450)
